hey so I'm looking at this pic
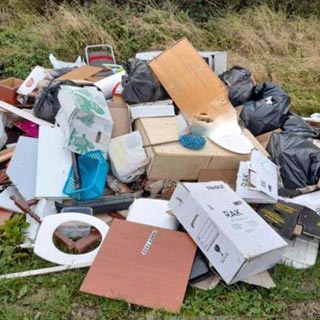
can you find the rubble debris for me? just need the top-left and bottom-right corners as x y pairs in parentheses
(80, 219), (196, 313)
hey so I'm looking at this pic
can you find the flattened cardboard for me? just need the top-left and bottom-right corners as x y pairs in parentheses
(80, 219), (197, 312)
(58, 66), (103, 81)
(107, 101), (131, 138)
(198, 169), (237, 190)
(149, 38), (231, 120)
(236, 161), (276, 204)
(249, 149), (278, 201)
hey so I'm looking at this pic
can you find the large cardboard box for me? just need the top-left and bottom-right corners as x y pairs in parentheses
(135, 117), (268, 180)
(169, 181), (288, 284)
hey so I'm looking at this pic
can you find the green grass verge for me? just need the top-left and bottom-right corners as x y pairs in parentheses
(0, 215), (320, 319)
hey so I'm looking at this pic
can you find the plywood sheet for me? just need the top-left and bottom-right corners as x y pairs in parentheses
(80, 220), (196, 312)
(149, 38), (231, 120)
(0, 209), (12, 225)
(58, 66), (103, 81)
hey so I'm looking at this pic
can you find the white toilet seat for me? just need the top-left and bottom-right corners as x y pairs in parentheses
(34, 213), (109, 266)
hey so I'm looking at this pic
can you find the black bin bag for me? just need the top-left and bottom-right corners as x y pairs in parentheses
(219, 66), (255, 107)
(121, 59), (168, 104)
(267, 132), (320, 189)
(33, 80), (77, 123)
(282, 112), (320, 139)
(240, 82), (291, 136)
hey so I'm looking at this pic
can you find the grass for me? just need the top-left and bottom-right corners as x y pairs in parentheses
(0, 1), (320, 319)
(1, 215), (320, 319)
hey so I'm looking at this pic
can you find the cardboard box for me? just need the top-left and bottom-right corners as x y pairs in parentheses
(135, 117), (268, 180)
(169, 182), (288, 284)
(57, 86), (113, 154)
(198, 169), (237, 190)
(107, 100), (131, 138)
(0, 77), (23, 105)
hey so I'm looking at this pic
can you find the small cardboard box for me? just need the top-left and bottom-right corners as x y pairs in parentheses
(169, 181), (288, 284)
(0, 77), (23, 104)
(135, 117), (268, 180)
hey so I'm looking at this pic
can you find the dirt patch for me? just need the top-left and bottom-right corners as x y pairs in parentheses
(288, 301), (320, 319)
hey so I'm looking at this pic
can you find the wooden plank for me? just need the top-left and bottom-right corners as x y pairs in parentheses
(0, 101), (54, 127)
(149, 38), (232, 120)
(58, 66), (103, 81)
(0, 147), (15, 163)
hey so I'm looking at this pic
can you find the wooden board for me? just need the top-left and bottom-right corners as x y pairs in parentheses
(80, 219), (197, 313)
(135, 117), (179, 146)
(58, 66), (103, 81)
(0, 101), (54, 127)
(0, 209), (12, 225)
(149, 38), (231, 120)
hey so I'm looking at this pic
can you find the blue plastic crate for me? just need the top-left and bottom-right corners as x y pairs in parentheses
(63, 150), (108, 201)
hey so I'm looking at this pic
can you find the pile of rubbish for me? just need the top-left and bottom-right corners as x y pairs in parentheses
(0, 38), (319, 313)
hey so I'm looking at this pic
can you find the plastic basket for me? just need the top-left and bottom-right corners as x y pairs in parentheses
(63, 150), (108, 201)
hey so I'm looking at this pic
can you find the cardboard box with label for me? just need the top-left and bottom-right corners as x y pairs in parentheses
(169, 181), (288, 284)
(135, 117), (268, 180)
